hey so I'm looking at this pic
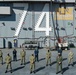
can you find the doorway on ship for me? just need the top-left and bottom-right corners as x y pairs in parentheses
(3, 38), (6, 48)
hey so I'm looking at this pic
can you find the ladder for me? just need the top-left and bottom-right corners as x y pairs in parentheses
(14, 4), (28, 37)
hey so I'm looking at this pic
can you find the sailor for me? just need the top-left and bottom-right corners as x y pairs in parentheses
(34, 47), (39, 62)
(30, 54), (35, 74)
(56, 53), (63, 74)
(13, 49), (17, 61)
(68, 50), (74, 67)
(57, 47), (62, 56)
(5, 53), (12, 73)
(46, 50), (51, 66)
(20, 49), (26, 65)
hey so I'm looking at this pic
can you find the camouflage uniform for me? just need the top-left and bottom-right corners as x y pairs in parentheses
(30, 54), (35, 74)
(46, 50), (51, 66)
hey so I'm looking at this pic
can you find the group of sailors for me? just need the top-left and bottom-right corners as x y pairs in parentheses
(0, 47), (74, 74)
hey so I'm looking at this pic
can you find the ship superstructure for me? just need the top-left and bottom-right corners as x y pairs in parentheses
(0, 0), (76, 48)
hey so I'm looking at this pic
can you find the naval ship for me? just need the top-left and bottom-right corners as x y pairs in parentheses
(0, 0), (76, 49)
